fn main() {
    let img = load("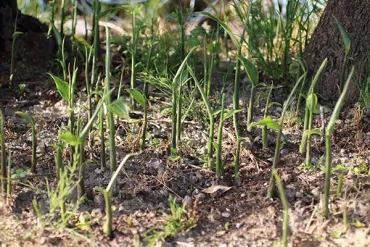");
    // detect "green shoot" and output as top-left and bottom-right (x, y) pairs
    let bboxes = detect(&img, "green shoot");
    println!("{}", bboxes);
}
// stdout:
(15, 111), (37, 174)
(272, 169), (289, 247)
(0, 108), (6, 193)
(267, 73), (306, 198)
(323, 67), (354, 218)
